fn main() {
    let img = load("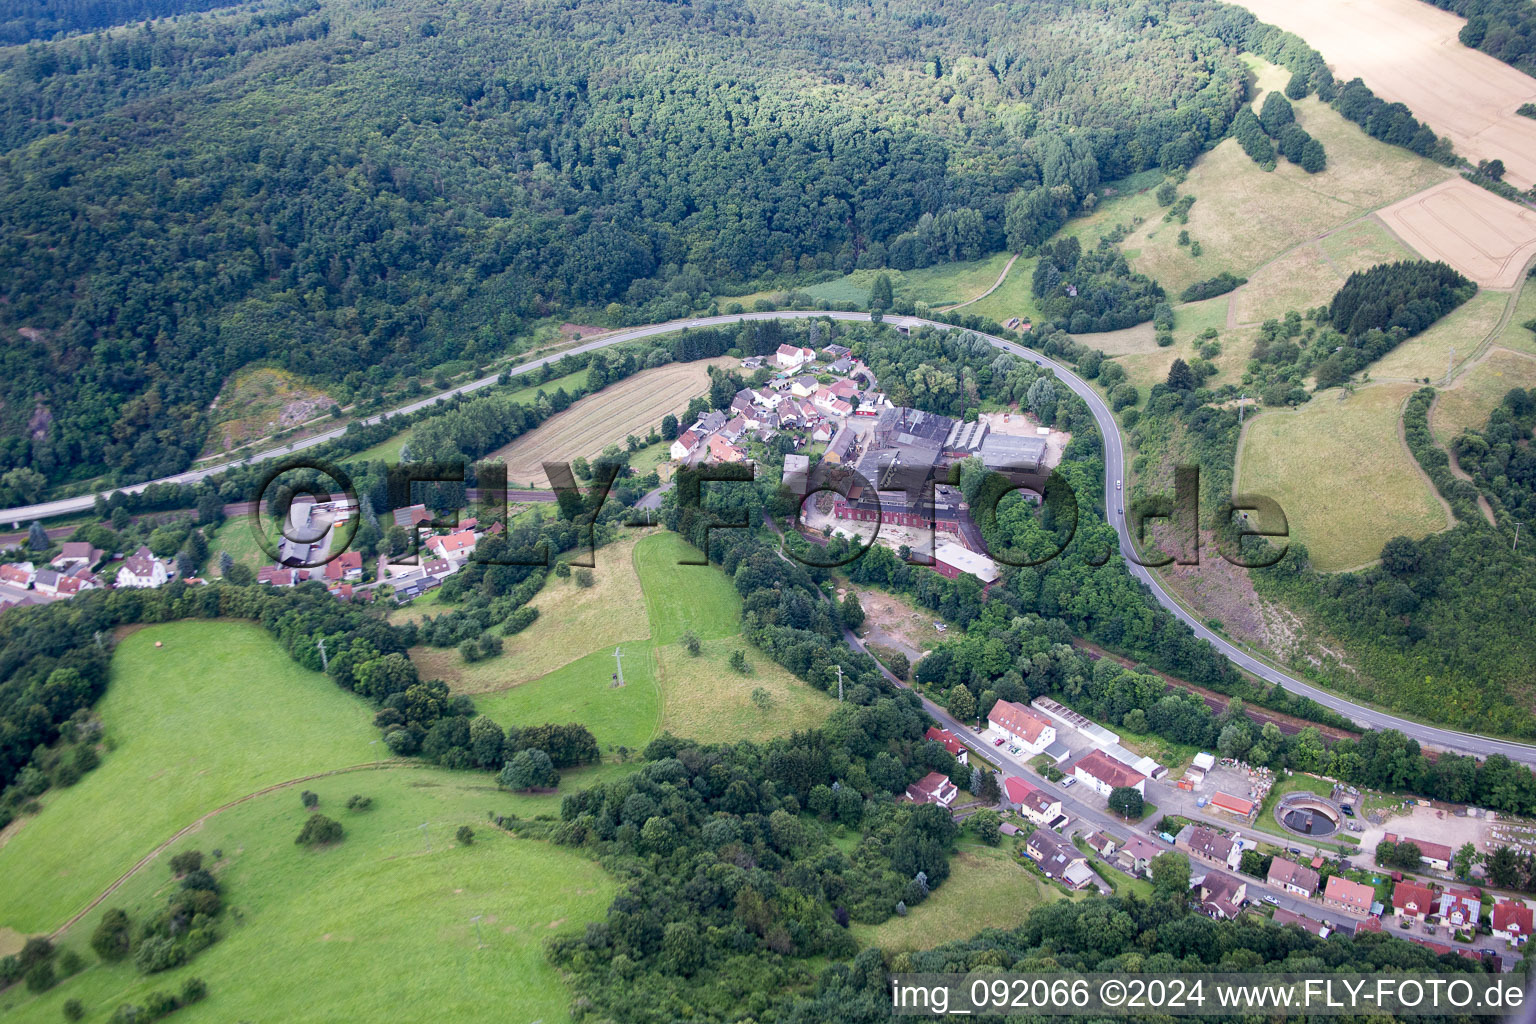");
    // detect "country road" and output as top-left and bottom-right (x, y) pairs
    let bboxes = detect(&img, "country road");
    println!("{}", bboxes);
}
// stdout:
(4, 309), (1533, 766)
